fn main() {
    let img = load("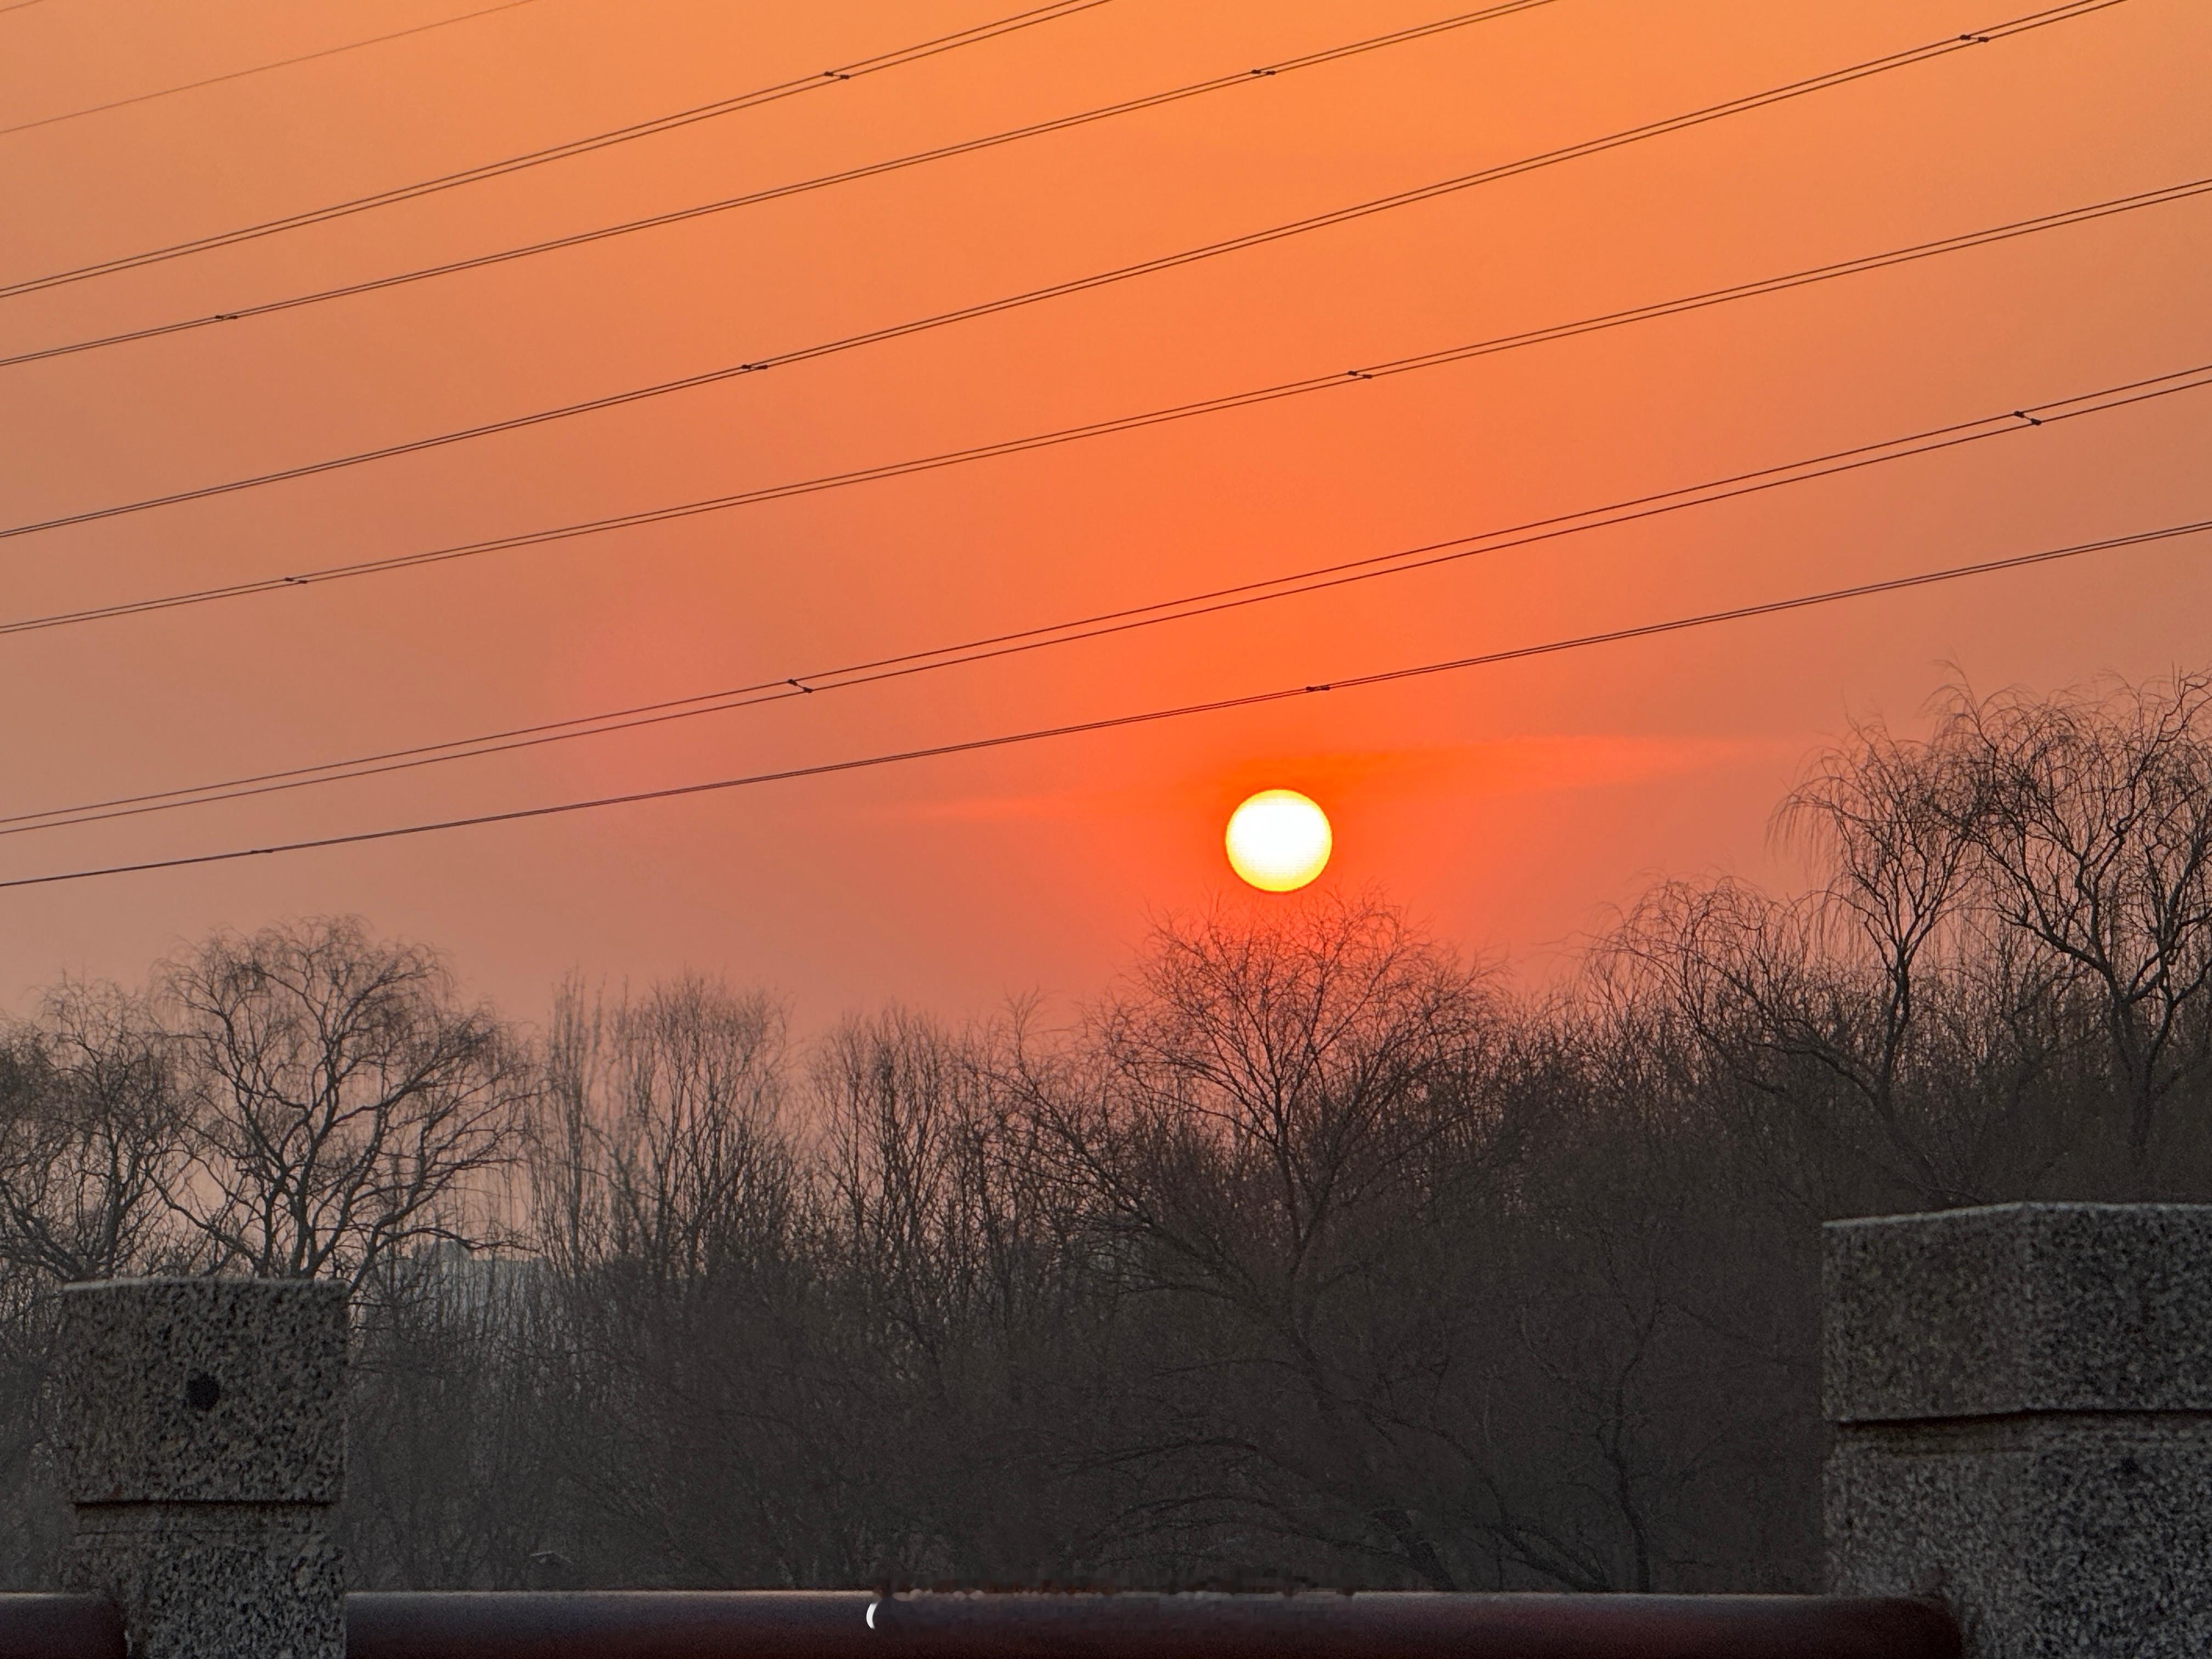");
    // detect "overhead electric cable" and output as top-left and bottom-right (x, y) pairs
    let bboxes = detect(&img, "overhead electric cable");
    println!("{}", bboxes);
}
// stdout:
(2, 516), (2203, 891)
(4, 171), (2200, 636)
(9, 358), (2210, 840)
(1, 1), (1556, 369)
(0, 0), (553, 141)
(0, 0), (2130, 541)
(0, 0), (1114, 300)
